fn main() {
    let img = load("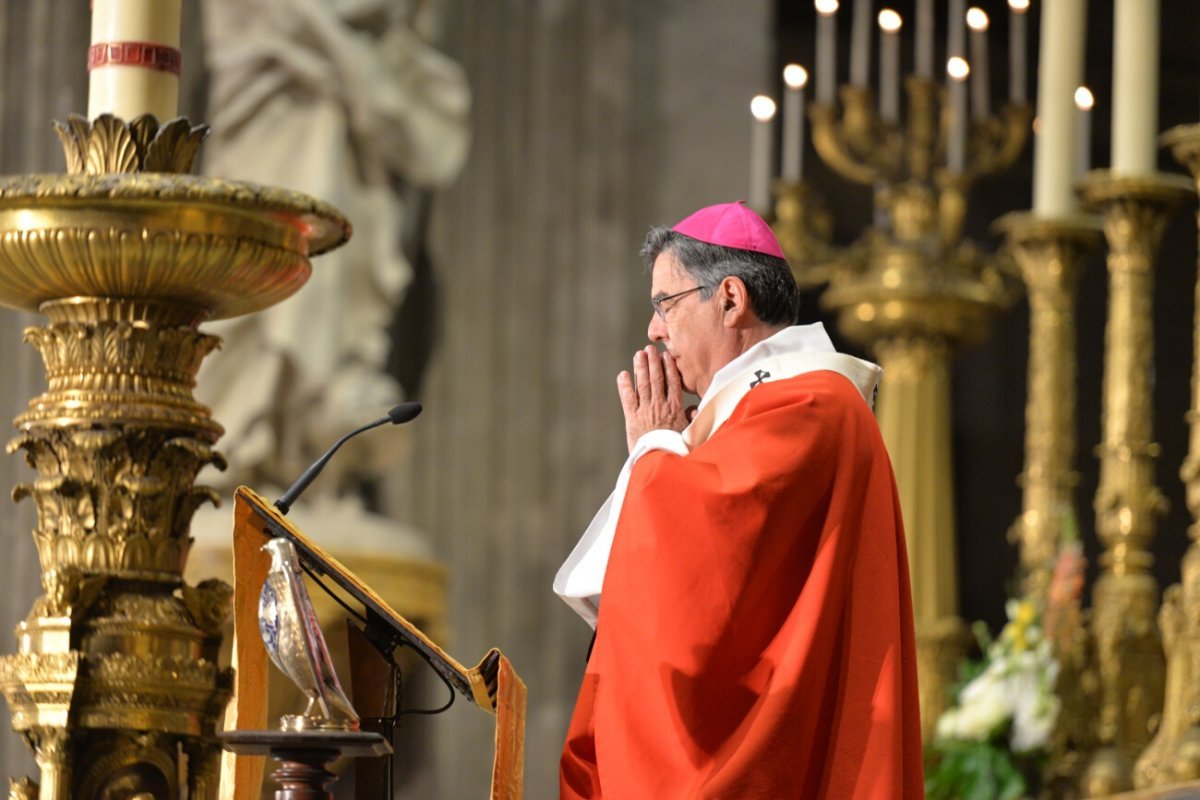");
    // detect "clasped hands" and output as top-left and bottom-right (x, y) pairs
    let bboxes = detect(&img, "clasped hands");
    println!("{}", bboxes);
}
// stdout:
(617, 345), (696, 453)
